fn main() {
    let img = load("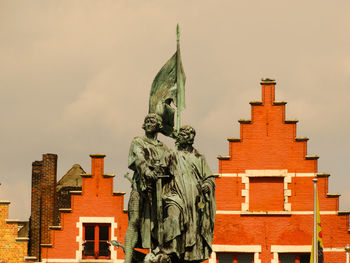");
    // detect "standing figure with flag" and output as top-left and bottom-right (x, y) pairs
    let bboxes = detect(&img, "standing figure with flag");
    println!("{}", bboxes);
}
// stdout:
(124, 25), (215, 263)
(124, 113), (170, 263)
(124, 25), (187, 263)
